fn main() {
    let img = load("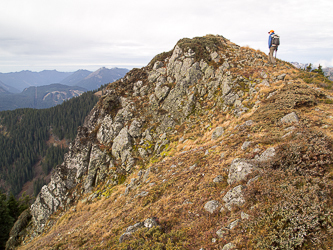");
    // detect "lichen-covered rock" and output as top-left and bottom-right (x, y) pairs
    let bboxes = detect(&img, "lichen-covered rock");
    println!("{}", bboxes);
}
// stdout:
(133, 80), (143, 96)
(128, 119), (142, 138)
(96, 115), (114, 144)
(213, 175), (224, 183)
(31, 185), (62, 232)
(221, 76), (232, 96)
(256, 147), (276, 162)
(222, 243), (236, 250)
(222, 185), (245, 211)
(84, 145), (111, 193)
(216, 228), (228, 239)
(227, 219), (240, 230)
(241, 212), (250, 220)
(119, 222), (144, 243)
(155, 82), (170, 101)
(112, 127), (133, 163)
(241, 141), (252, 150)
(144, 217), (158, 228)
(281, 112), (299, 124)
(212, 127), (224, 140)
(204, 200), (220, 213)
(228, 158), (255, 185)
